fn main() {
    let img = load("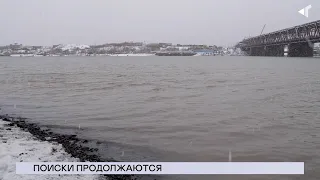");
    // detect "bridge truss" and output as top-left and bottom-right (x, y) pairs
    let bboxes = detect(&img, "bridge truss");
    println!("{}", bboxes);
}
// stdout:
(238, 20), (320, 48)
